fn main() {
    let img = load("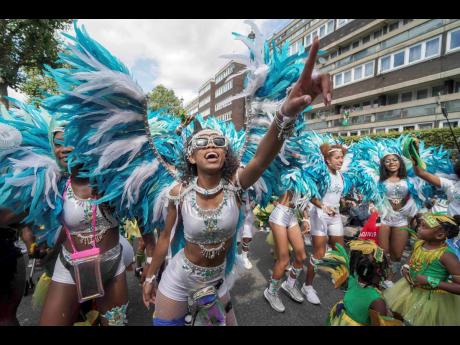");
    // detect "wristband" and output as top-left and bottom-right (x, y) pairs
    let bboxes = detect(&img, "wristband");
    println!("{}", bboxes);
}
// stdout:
(146, 256), (152, 264)
(144, 274), (157, 285)
(426, 276), (441, 288)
